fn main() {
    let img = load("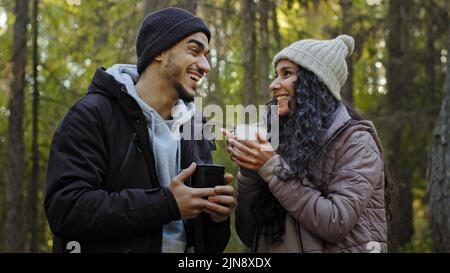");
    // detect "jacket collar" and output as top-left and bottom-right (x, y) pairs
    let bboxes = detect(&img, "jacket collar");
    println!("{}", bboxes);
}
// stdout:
(87, 67), (124, 99)
(86, 67), (206, 129)
(323, 103), (352, 143)
(322, 103), (385, 157)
